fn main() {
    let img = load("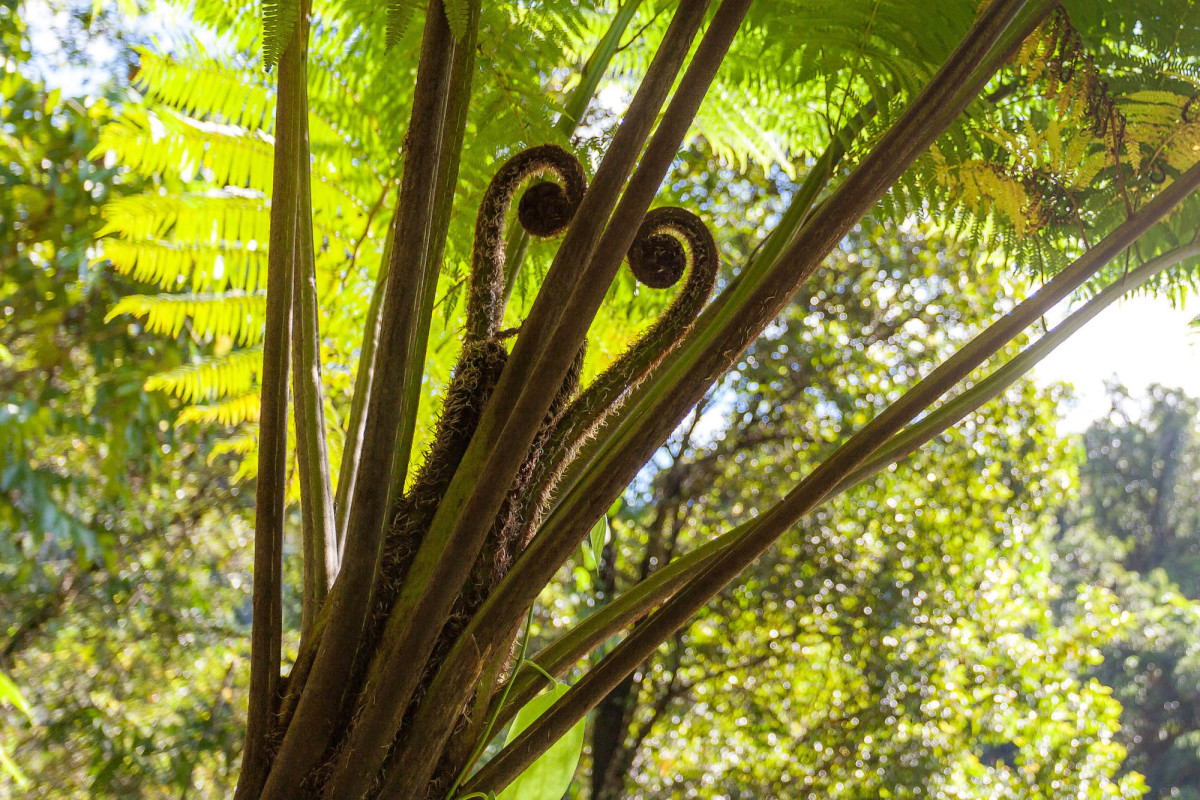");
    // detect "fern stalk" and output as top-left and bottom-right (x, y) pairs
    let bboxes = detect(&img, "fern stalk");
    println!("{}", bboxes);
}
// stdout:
(382, 5), (752, 794)
(385, 20), (481, 511)
(323, 6), (485, 794)
(256, 3), (484, 796)
(838, 241), (1200, 491)
(235, 1), (310, 796)
(291, 76), (337, 639)
(346, 10), (718, 790)
(333, 224), (392, 549)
